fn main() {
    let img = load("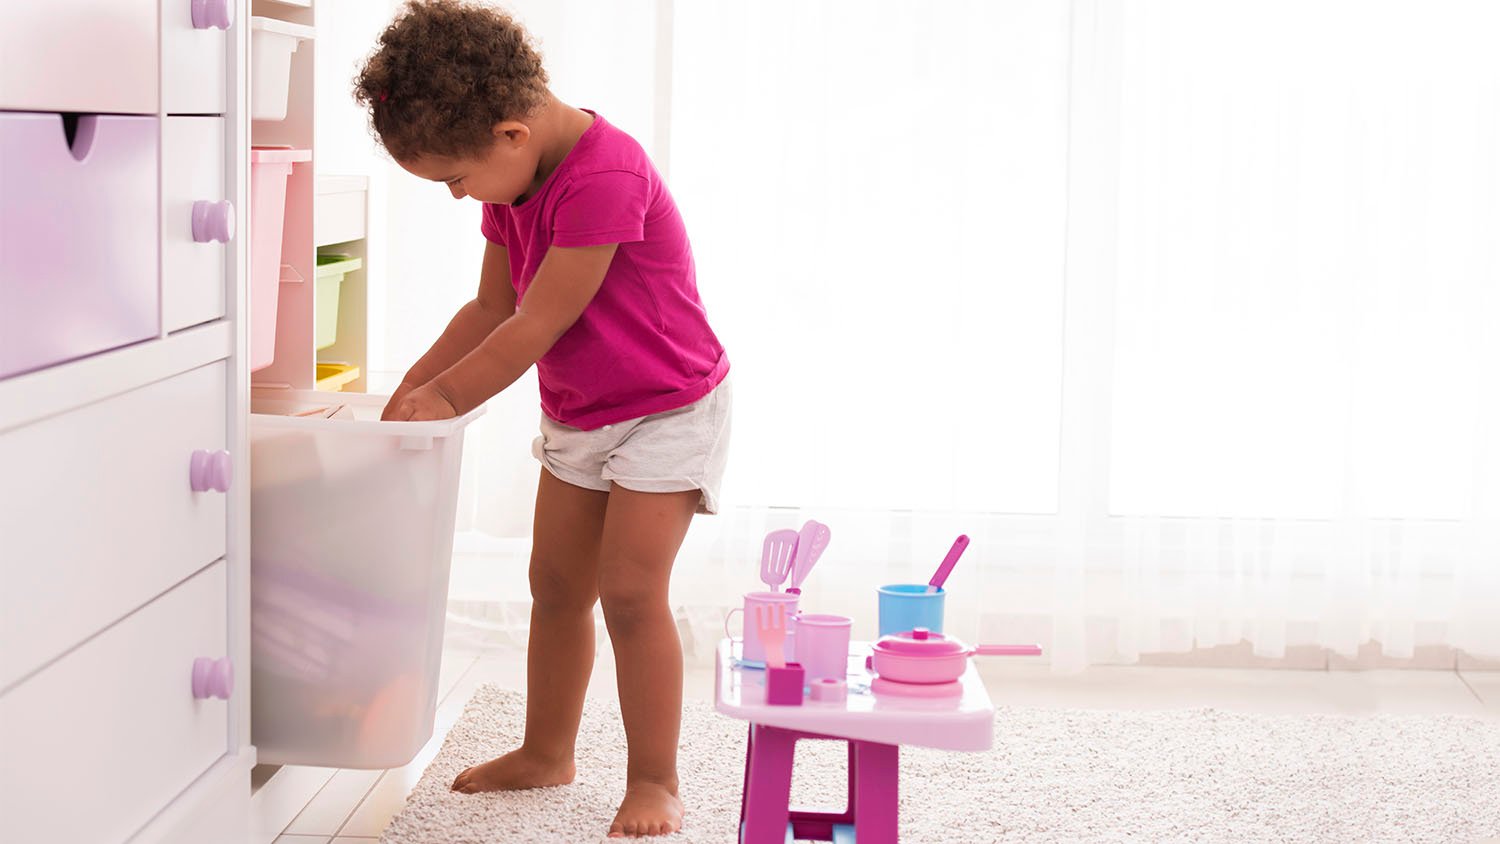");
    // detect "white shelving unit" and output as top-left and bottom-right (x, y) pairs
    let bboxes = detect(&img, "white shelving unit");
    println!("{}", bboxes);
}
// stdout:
(248, 0), (314, 391)
(248, 0), (373, 395)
